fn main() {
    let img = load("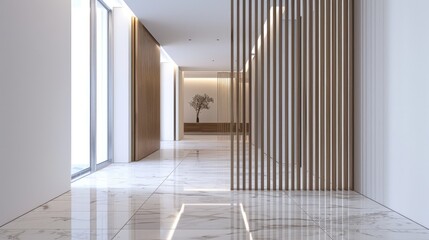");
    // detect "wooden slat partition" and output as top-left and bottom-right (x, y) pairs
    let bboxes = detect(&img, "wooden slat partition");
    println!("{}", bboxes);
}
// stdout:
(132, 17), (161, 161)
(231, 0), (354, 191)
